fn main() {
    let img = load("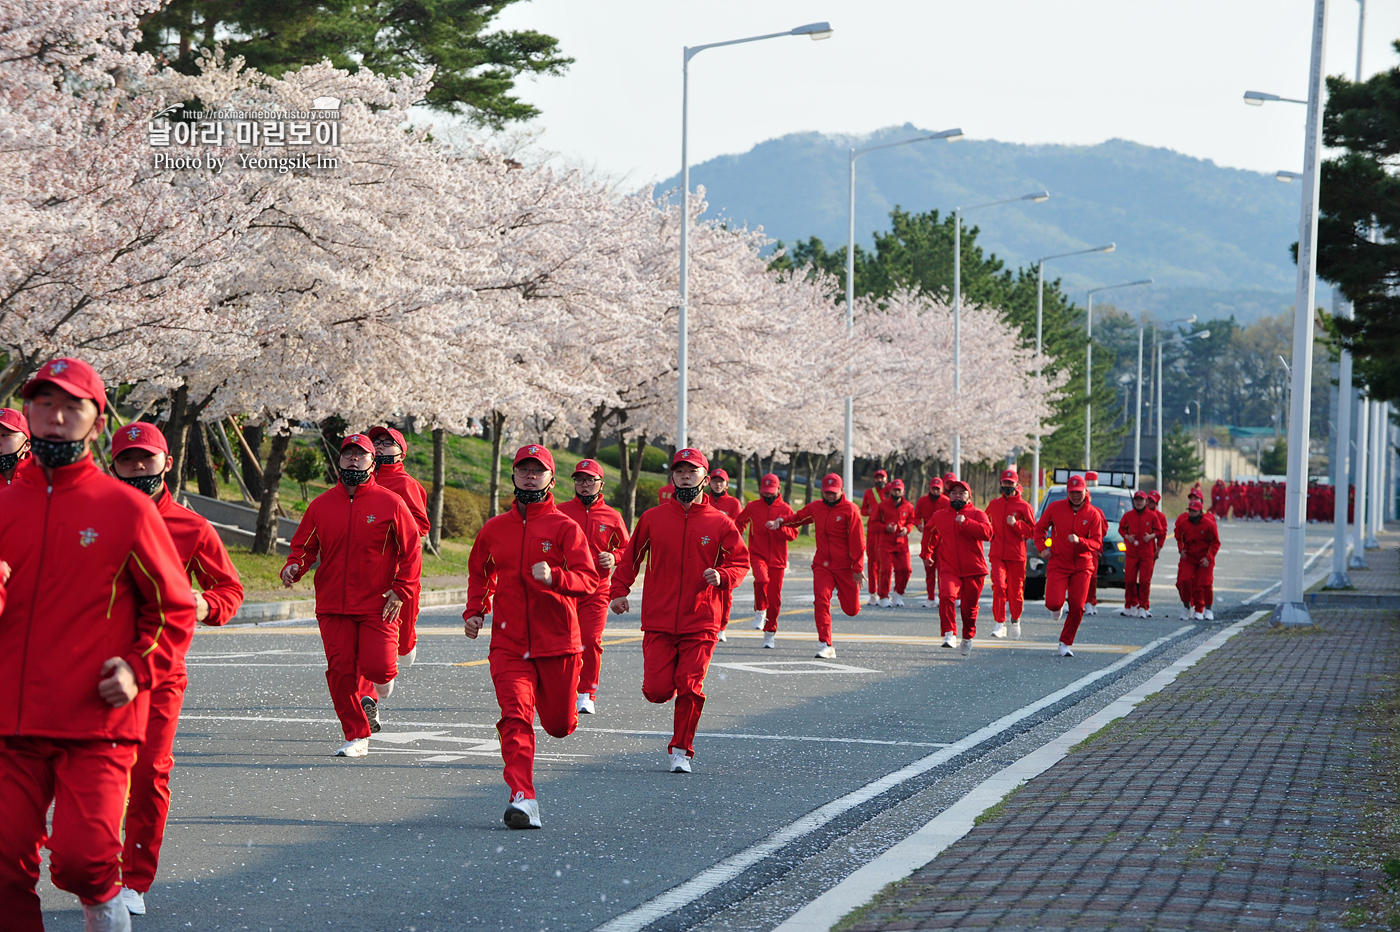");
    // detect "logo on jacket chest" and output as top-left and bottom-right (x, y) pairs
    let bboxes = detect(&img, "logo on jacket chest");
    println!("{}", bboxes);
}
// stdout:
(541, 540), (553, 553)
(366, 515), (376, 524)
(78, 527), (99, 547)
(700, 535), (712, 546)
